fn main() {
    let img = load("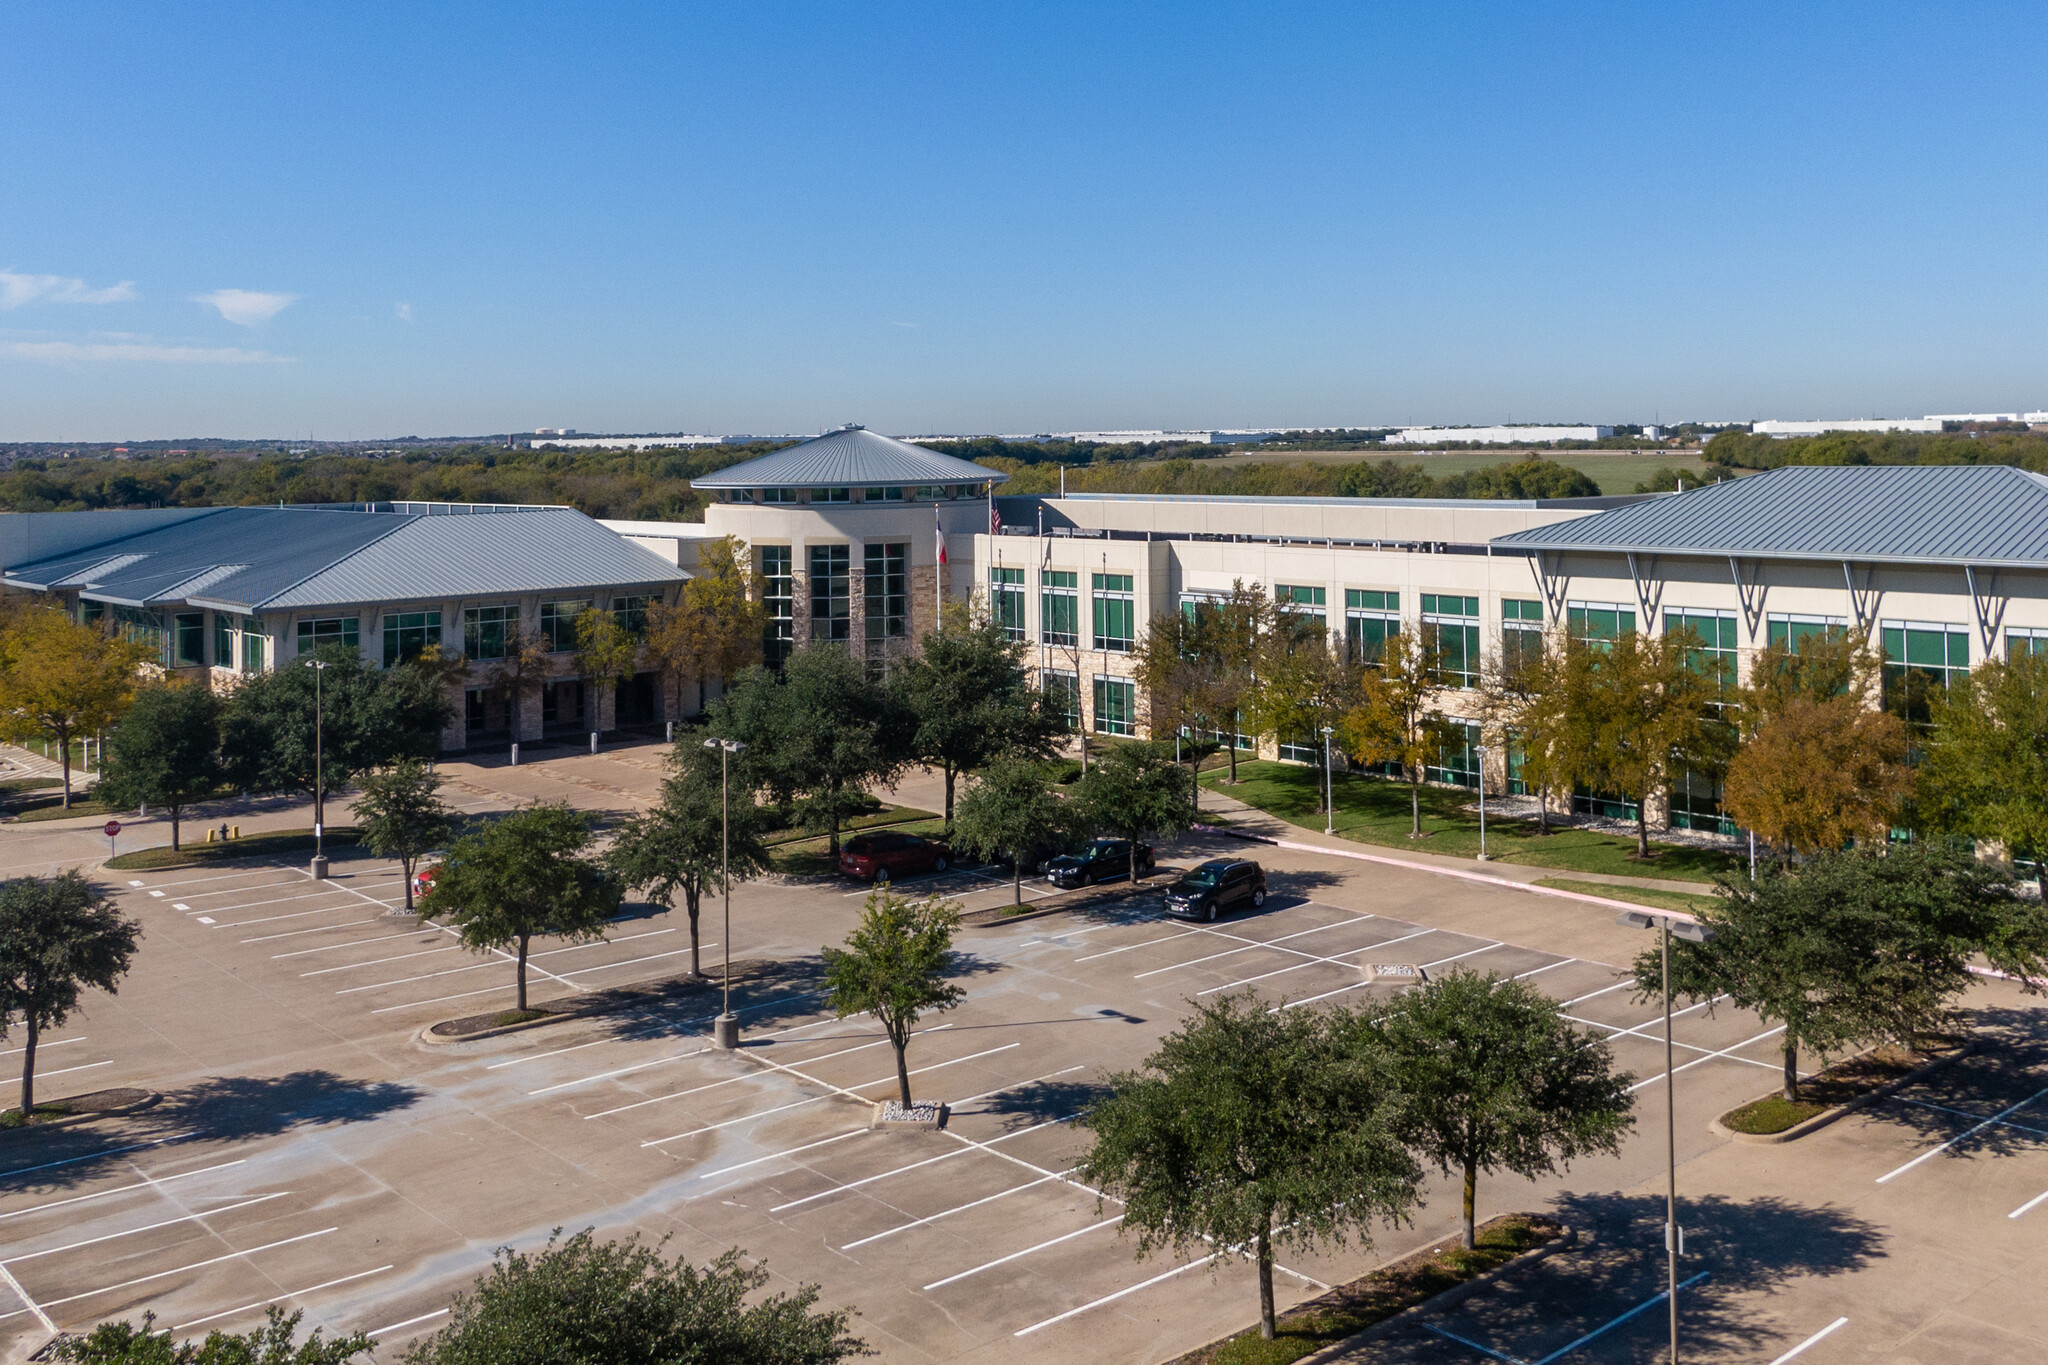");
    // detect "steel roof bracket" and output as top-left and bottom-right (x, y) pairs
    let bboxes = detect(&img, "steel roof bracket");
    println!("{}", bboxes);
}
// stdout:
(1965, 565), (2006, 655)
(1532, 551), (1570, 619)
(1728, 556), (1767, 640)
(1841, 561), (1882, 641)
(1627, 552), (1662, 628)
